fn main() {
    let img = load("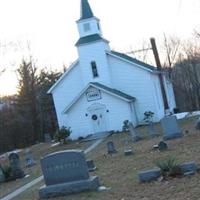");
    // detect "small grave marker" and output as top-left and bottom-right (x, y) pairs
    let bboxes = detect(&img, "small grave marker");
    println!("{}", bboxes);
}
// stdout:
(123, 138), (133, 156)
(158, 141), (168, 151)
(147, 121), (157, 138)
(9, 153), (25, 179)
(107, 141), (117, 154)
(86, 160), (96, 172)
(138, 168), (161, 182)
(128, 122), (142, 142)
